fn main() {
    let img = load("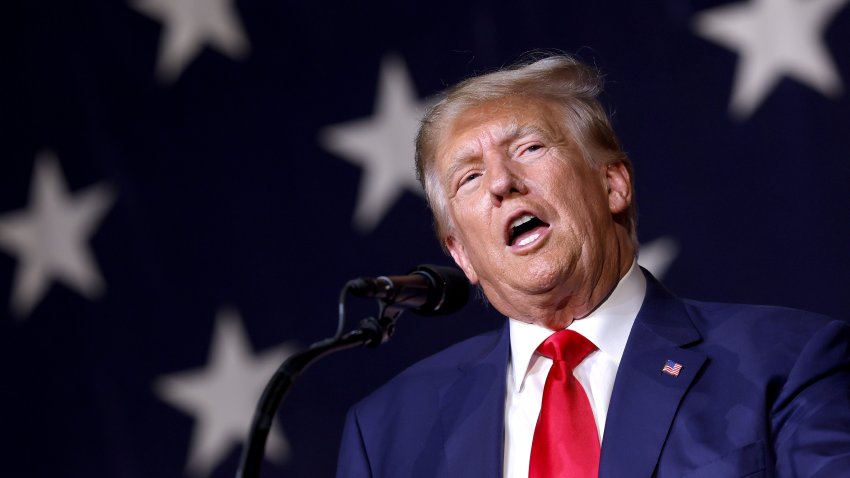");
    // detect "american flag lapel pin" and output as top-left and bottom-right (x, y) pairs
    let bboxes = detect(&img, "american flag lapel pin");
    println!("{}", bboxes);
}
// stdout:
(662, 359), (683, 377)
